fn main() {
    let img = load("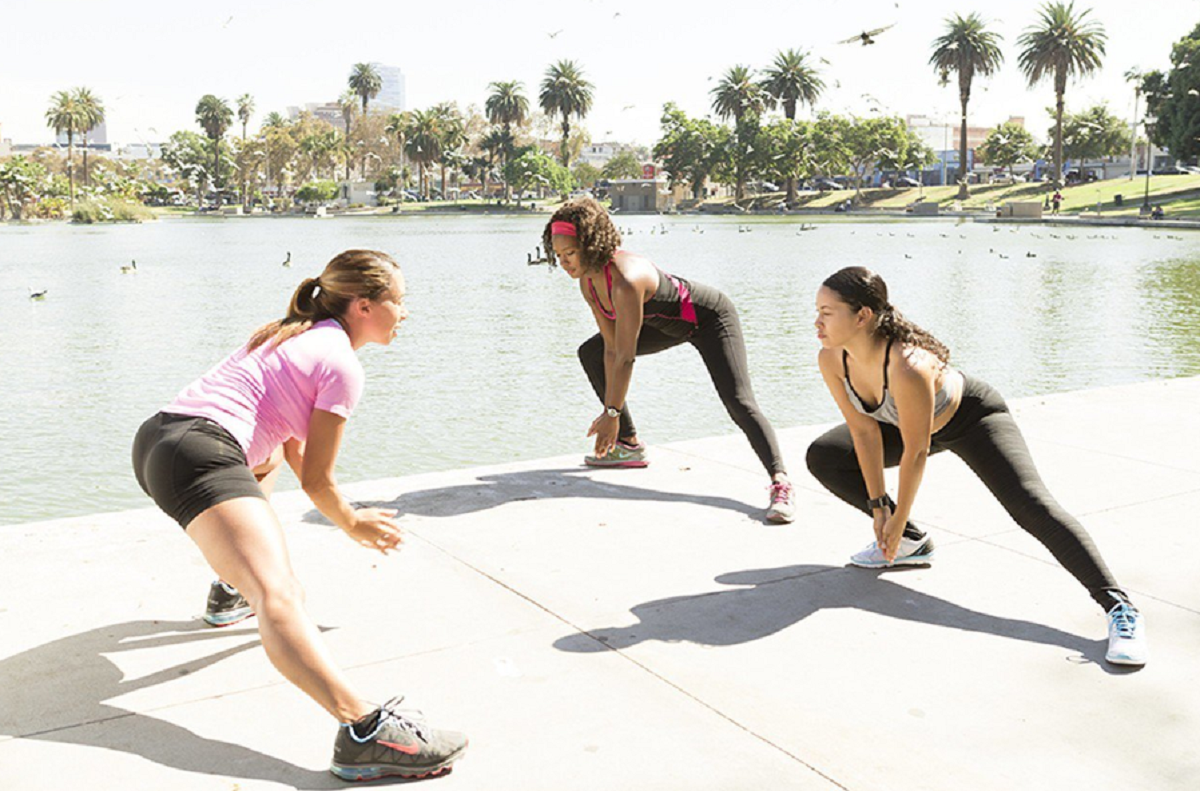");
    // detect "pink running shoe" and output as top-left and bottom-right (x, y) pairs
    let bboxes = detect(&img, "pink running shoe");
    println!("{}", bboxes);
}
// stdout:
(765, 480), (796, 523)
